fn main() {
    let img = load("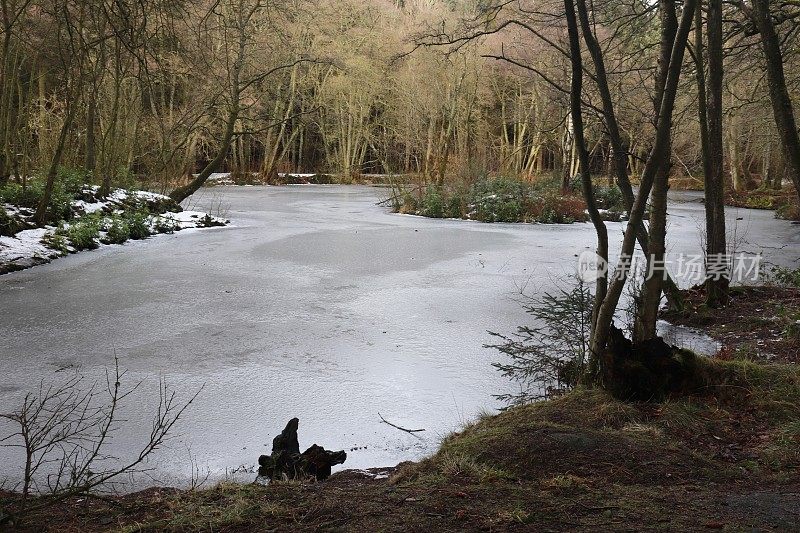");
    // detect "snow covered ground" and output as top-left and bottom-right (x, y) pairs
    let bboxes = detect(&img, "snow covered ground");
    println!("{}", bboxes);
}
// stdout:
(0, 186), (228, 274)
(0, 228), (59, 271)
